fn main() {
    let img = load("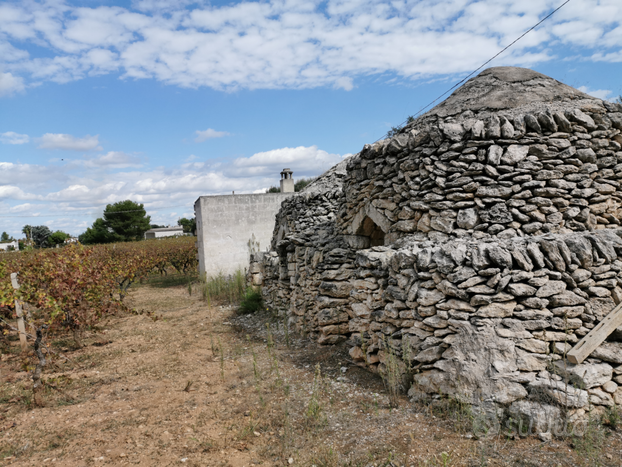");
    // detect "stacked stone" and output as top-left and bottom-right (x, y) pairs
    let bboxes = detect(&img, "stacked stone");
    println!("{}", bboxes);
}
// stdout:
(339, 88), (622, 242)
(346, 230), (622, 412)
(253, 161), (359, 341)
(253, 67), (622, 422)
